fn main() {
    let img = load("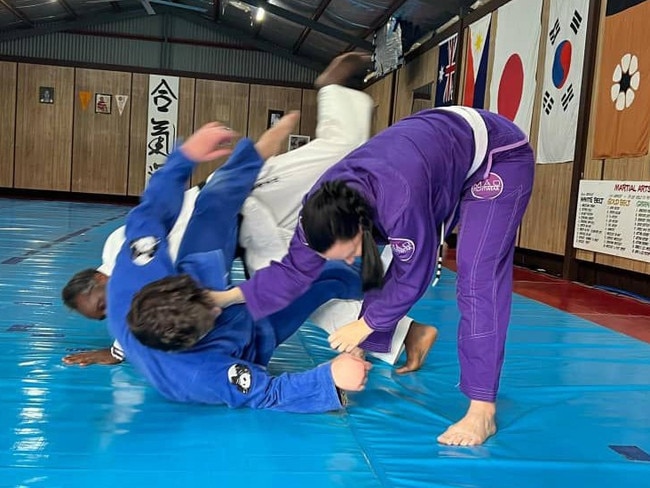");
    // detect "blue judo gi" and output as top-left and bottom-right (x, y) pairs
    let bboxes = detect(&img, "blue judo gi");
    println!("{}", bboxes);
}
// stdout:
(107, 139), (362, 413)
